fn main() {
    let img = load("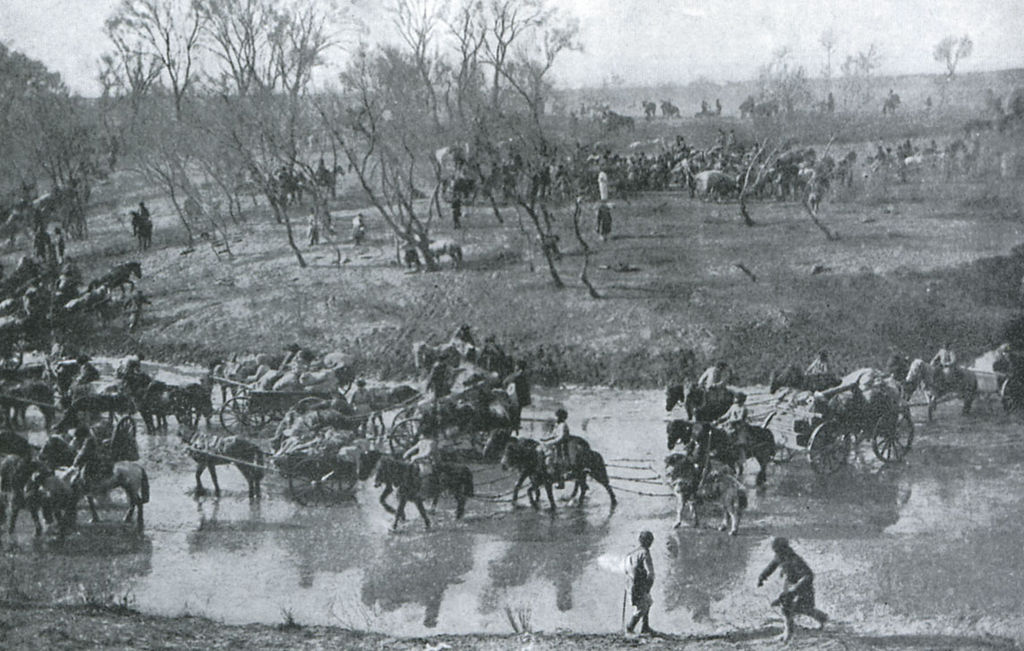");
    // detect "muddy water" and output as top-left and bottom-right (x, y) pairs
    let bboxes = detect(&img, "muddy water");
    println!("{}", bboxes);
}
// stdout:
(8, 385), (1024, 641)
